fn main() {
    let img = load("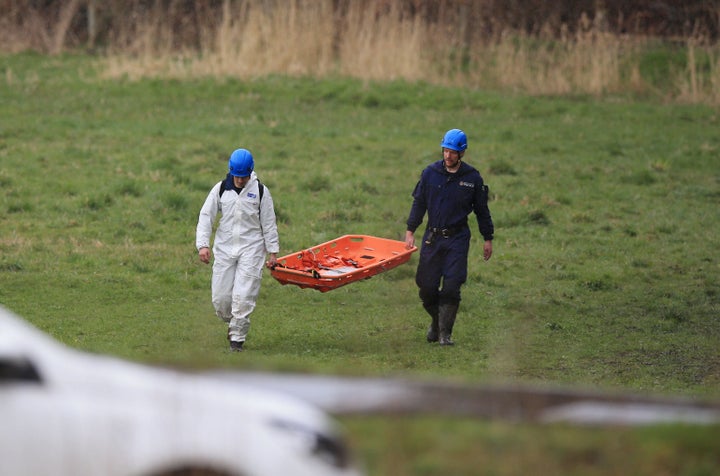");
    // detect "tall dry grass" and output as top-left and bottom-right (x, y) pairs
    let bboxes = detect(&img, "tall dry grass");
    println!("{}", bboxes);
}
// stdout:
(336, 2), (428, 82)
(100, 1), (431, 82)
(101, 1), (337, 78)
(462, 19), (627, 95)
(677, 38), (720, 104)
(2, 0), (719, 104)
